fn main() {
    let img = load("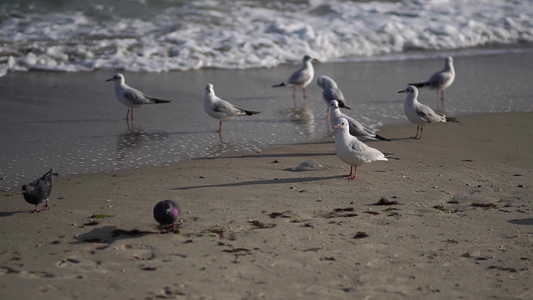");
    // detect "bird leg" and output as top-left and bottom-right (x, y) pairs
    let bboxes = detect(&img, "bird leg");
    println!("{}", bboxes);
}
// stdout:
(127, 118), (133, 131)
(415, 126), (423, 140)
(160, 224), (170, 234)
(436, 90), (445, 109)
(348, 166), (358, 180)
(160, 223), (178, 234)
(411, 126), (423, 140)
(218, 120), (223, 133)
(343, 166), (353, 178)
(292, 87), (297, 100)
(125, 109), (130, 121)
(32, 205), (41, 213)
(42, 199), (50, 210)
(302, 87), (308, 99)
